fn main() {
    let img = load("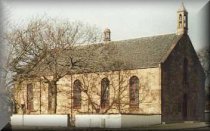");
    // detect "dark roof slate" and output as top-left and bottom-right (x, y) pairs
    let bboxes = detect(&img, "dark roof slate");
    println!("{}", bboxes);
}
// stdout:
(82, 33), (182, 72)
(22, 33), (182, 76)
